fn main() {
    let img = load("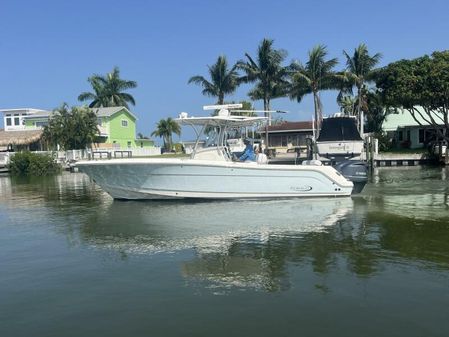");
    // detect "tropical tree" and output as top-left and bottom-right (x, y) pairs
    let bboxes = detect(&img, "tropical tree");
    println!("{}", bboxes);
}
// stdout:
(78, 66), (137, 109)
(151, 118), (181, 151)
(364, 90), (389, 134)
(237, 38), (289, 115)
(137, 132), (149, 139)
(342, 43), (382, 117)
(188, 55), (240, 105)
(375, 51), (449, 155)
(43, 103), (99, 150)
(337, 95), (357, 115)
(289, 45), (341, 133)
